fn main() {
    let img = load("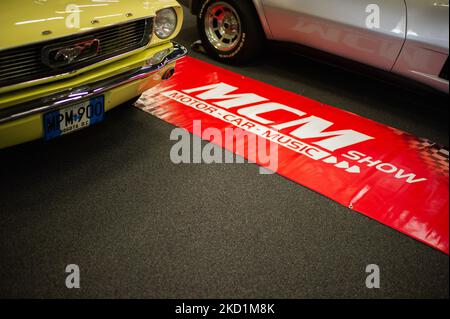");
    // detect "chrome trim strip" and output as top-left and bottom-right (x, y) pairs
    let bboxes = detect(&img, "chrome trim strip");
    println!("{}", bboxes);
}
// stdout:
(252, 0), (273, 39)
(0, 43), (187, 125)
